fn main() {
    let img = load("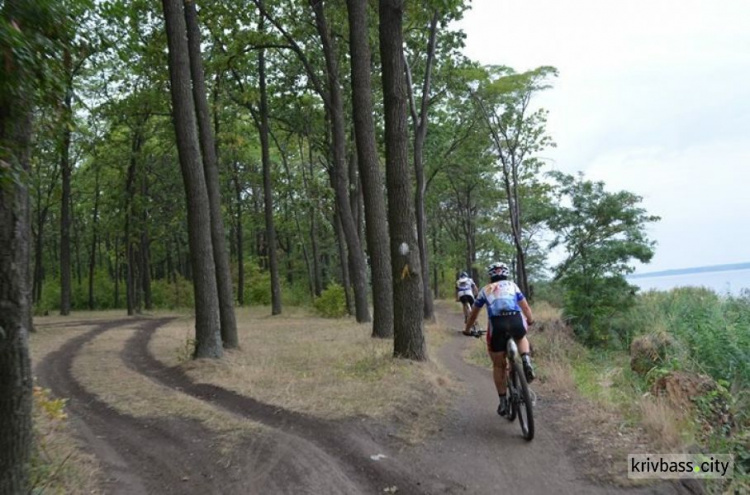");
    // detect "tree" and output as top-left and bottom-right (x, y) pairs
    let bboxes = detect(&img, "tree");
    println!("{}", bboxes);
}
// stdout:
(471, 65), (557, 296)
(308, 0), (371, 323)
(548, 171), (660, 345)
(254, 0), (282, 315)
(1, 0), (59, 488)
(161, 0), (222, 358)
(379, 0), (426, 360)
(404, 10), (438, 322)
(346, 0), (393, 338)
(184, 0), (239, 345)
